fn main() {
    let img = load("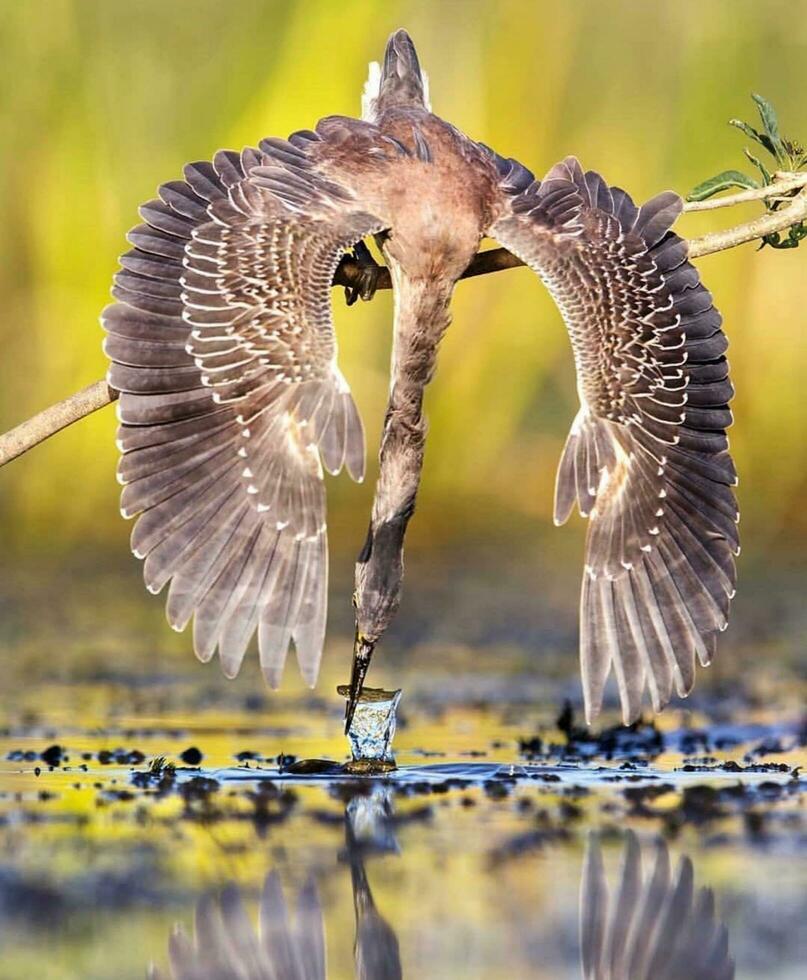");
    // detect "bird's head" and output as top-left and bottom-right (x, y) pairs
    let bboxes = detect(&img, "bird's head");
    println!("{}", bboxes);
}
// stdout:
(345, 516), (407, 732)
(362, 29), (431, 121)
(344, 633), (375, 735)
